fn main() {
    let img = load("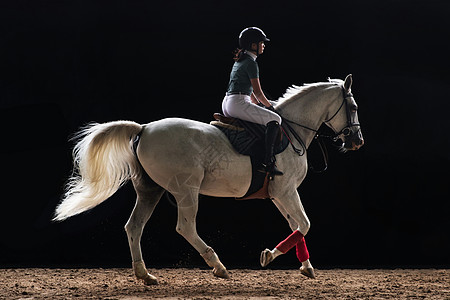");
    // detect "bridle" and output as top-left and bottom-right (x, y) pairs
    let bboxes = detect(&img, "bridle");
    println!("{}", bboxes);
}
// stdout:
(279, 86), (361, 172)
(324, 88), (361, 142)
